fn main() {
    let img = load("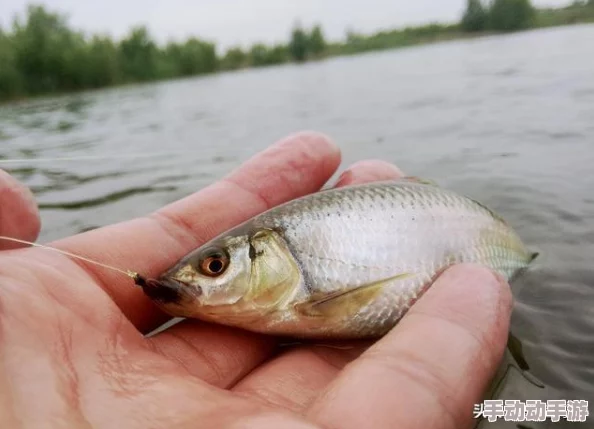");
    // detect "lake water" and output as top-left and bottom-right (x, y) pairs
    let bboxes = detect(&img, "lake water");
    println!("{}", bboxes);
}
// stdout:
(1, 24), (593, 427)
